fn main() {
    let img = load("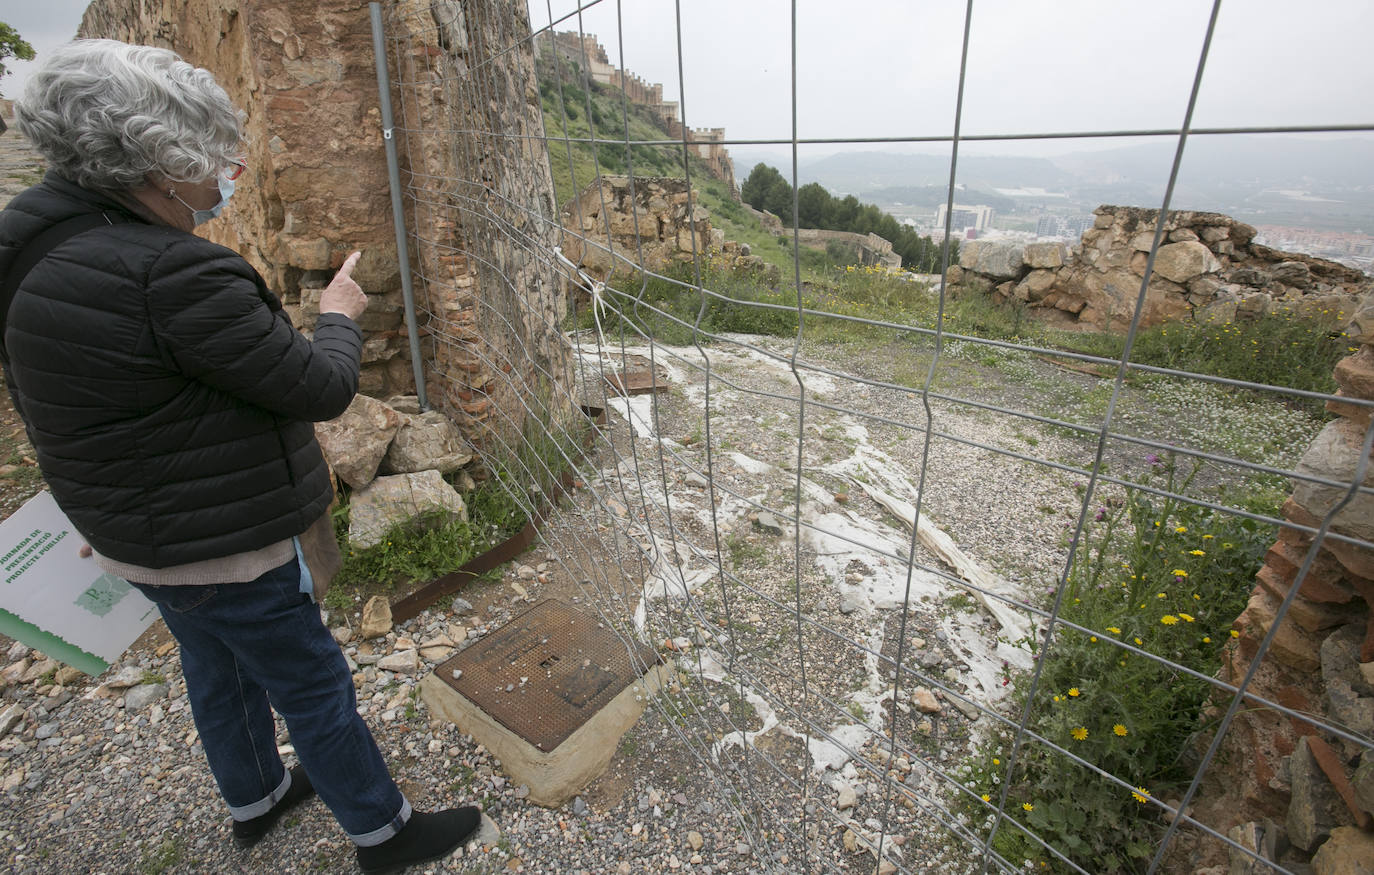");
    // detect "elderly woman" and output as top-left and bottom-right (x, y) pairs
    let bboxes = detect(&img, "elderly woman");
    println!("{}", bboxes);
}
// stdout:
(0, 40), (480, 873)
